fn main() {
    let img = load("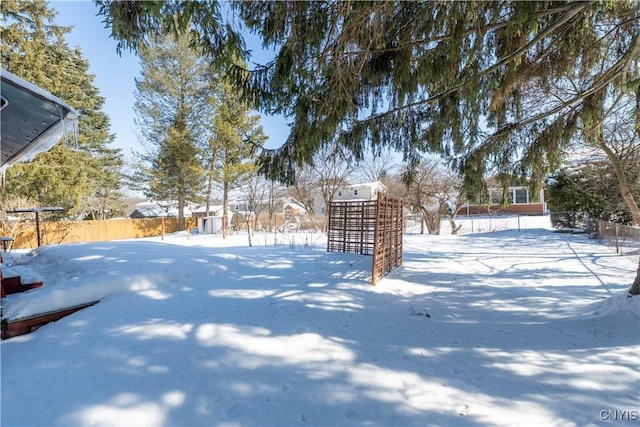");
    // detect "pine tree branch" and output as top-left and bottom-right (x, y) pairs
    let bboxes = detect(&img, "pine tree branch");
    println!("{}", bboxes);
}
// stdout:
(338, 3), (590, 58)
(346, 1), (597, 129)
(490, 39), (637, 140)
